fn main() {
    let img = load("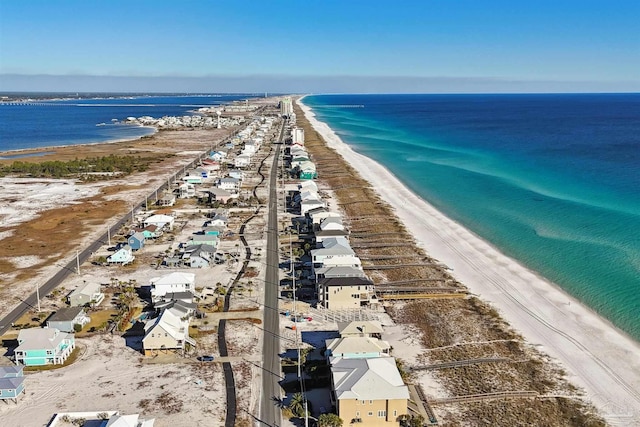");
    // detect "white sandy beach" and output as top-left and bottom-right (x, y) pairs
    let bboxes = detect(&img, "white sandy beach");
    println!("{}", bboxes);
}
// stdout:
(298, 98), (640, 425)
